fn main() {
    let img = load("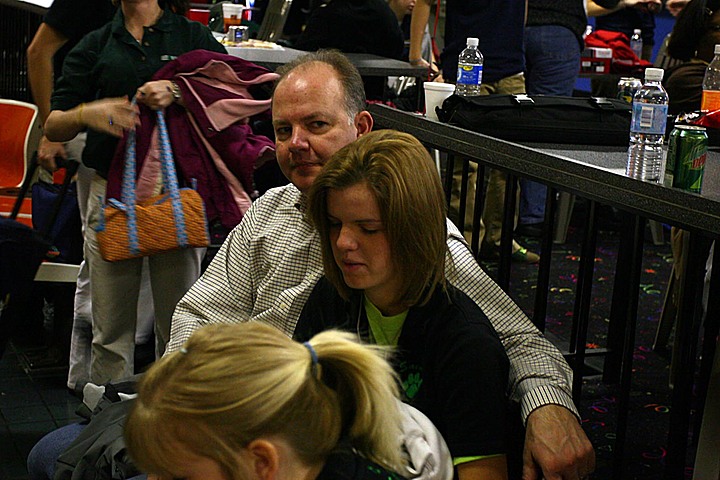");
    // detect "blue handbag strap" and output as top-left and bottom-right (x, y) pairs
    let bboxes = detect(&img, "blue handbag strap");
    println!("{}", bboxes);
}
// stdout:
(119, 100), (189, 255)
